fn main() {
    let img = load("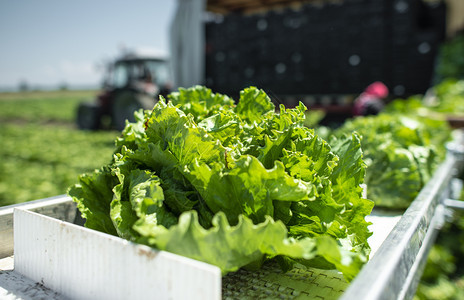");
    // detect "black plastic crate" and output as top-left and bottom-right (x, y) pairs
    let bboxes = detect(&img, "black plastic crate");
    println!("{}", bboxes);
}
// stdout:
(204, 0), (446, 98)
